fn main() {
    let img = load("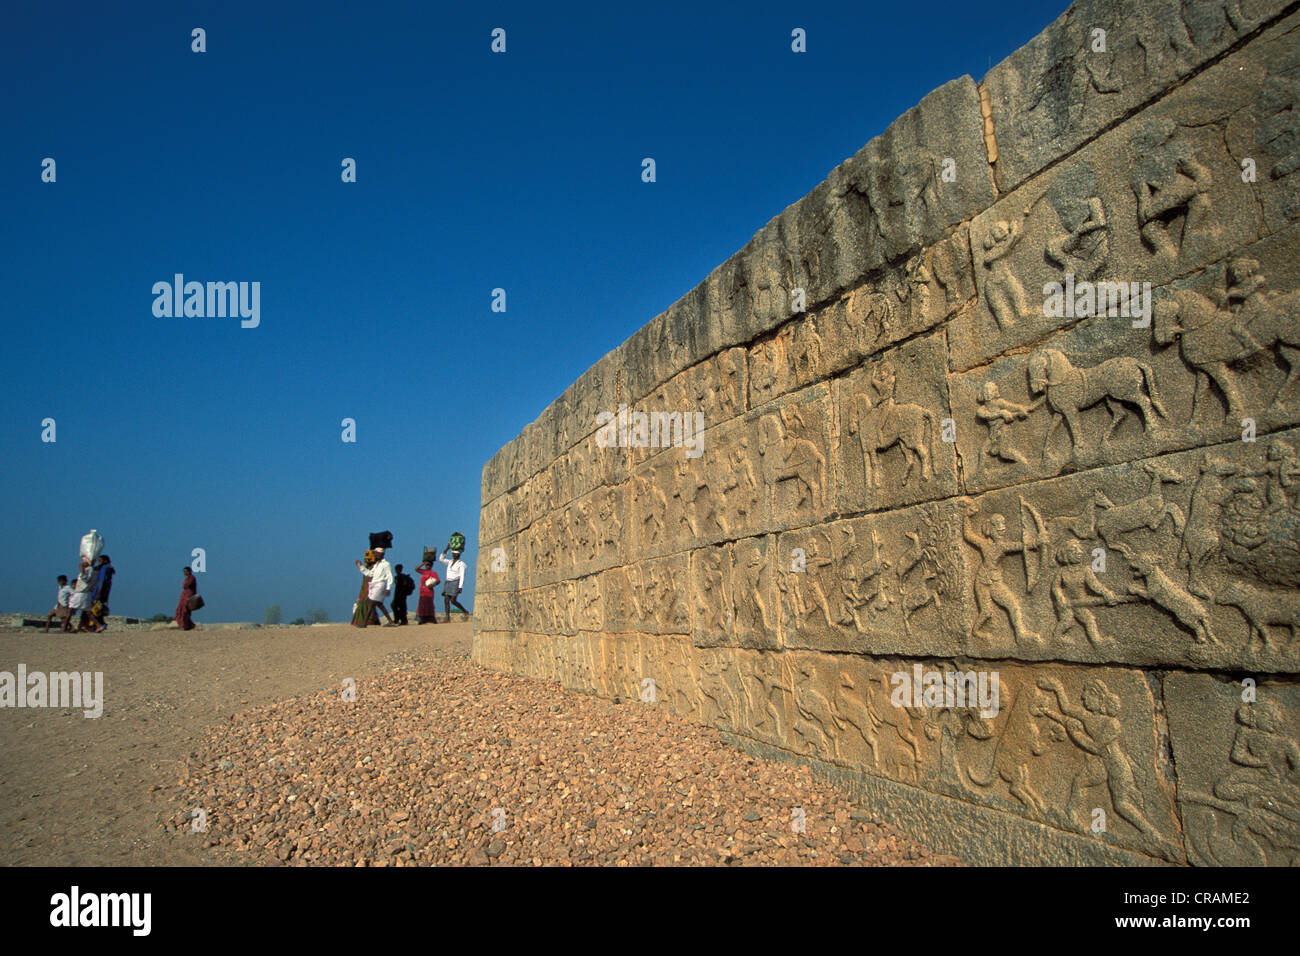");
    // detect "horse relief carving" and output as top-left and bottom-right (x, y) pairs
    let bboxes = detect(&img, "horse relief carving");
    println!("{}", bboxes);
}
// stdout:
(1154, 259), (1300, 423)
(846, 361), (937, 490)
(1026, 348), (1166, 464)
